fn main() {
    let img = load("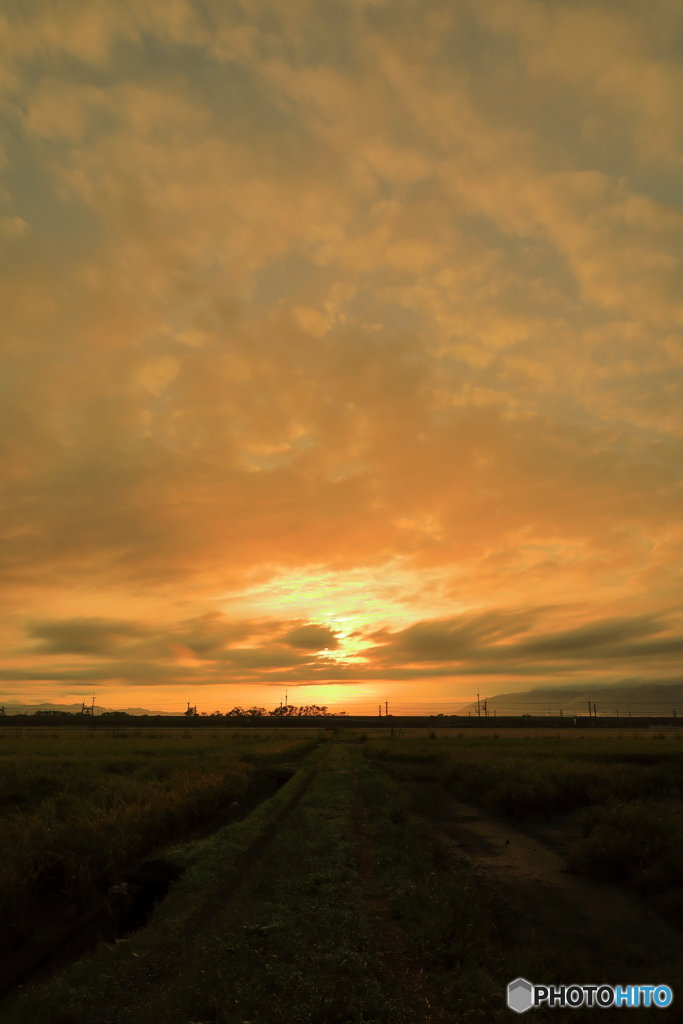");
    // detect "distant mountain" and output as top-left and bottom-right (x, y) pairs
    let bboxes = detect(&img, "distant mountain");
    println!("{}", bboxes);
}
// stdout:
(459, 682), (683, 717)
(0, 702), (176, 717)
